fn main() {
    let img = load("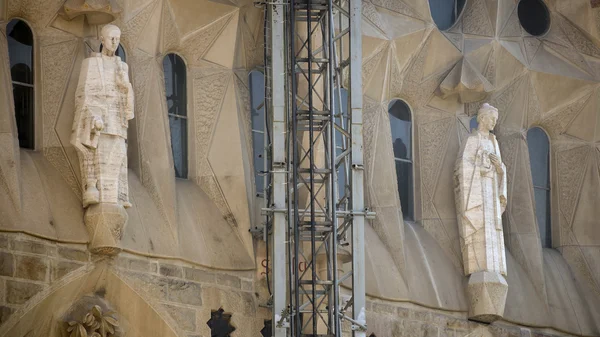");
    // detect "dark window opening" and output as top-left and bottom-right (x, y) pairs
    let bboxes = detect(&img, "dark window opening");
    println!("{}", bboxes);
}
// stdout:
(469, 115), (478, 132)
(7, 19), (34, 149)
(260, 319), (272, 337)
(428, 0), (467, 31)
(335, 88), (349, 204)
(207, 308), (236, 337)
(527, 127), (551, 248)
(389, 99), (414, 221)
(163, 54), (188, 178)
(99, 43), (126, 61)
(518, 0), (551, 36)
(249, 70), (266, 196)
